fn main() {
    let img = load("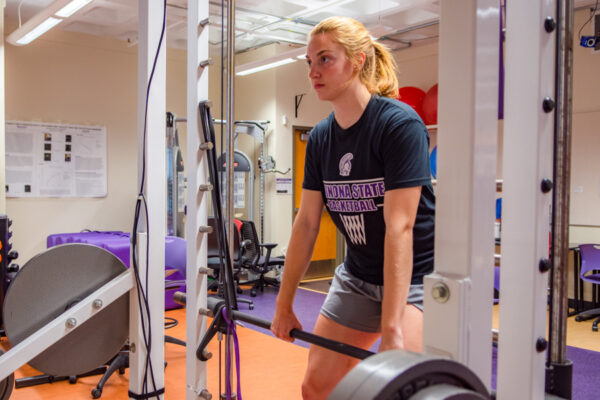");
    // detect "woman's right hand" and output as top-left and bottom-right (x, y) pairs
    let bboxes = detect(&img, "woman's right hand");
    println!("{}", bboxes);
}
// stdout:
(271, 305), (303, 342)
